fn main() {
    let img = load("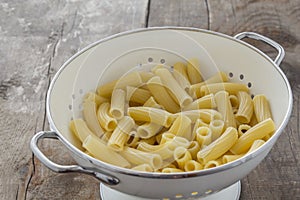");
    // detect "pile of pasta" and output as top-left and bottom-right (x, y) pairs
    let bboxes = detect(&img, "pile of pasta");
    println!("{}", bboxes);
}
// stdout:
(70, 59), (275, 173)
